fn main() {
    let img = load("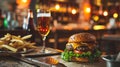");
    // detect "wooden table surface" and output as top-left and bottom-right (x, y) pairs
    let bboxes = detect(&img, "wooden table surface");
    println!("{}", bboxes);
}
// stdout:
(0, 56), (106, 67)
(46, 55), (106, 67)
(0, 47), (107, 67)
